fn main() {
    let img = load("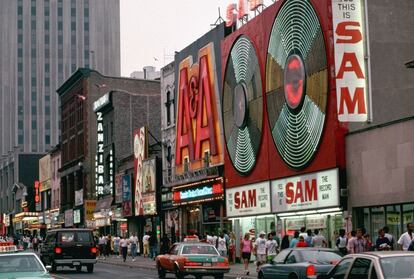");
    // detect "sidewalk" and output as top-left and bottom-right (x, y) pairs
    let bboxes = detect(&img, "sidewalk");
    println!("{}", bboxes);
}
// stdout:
(97, 255), (258, 279)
